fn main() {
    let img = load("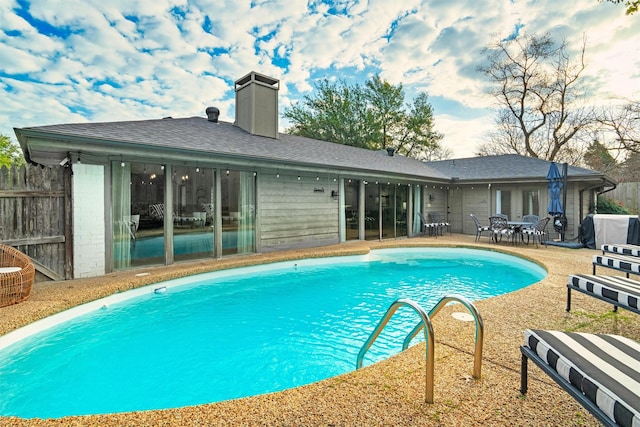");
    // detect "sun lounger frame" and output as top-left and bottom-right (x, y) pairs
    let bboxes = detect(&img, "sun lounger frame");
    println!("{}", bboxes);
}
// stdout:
(566, 274), (640, 315)
(593, 254), (640, 278)
(521, 345), (618, 427)
(601, 243), (640, 258)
